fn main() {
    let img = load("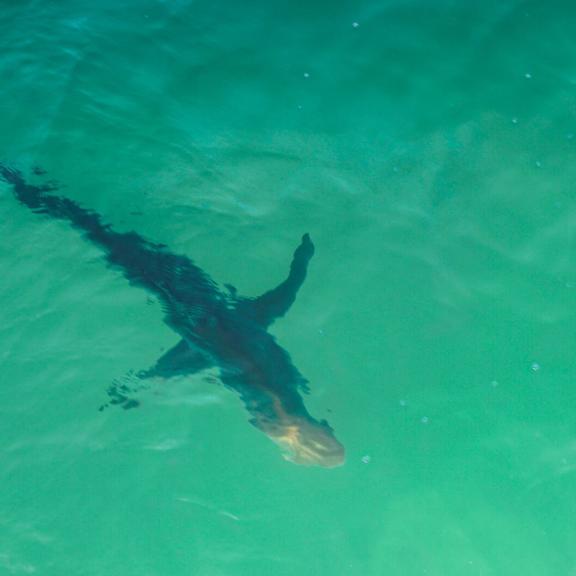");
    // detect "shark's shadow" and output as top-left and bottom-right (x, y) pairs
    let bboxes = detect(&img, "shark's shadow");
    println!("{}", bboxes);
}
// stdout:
(0, 165), (344, 467)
